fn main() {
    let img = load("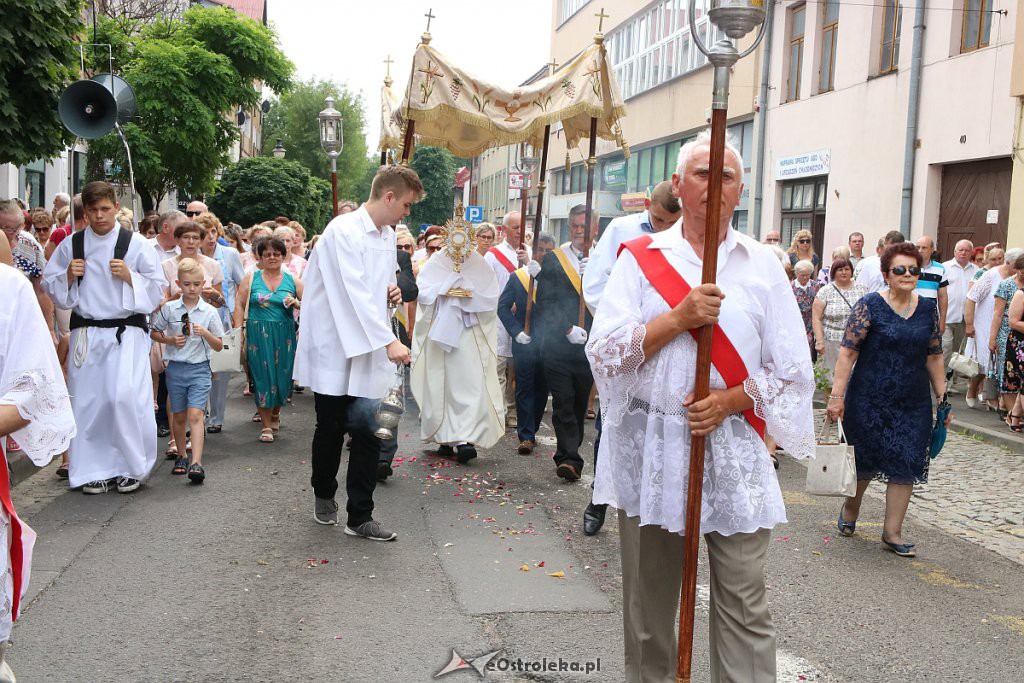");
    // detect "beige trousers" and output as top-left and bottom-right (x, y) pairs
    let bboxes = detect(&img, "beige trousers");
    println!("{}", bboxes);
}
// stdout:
(496, 355), (515, 412)
(618, 511), (776, 683)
